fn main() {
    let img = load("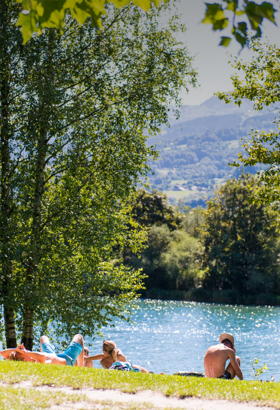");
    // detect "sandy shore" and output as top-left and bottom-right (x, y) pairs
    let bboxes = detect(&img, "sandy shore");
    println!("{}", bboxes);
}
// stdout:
(2, 381), (277, 410)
